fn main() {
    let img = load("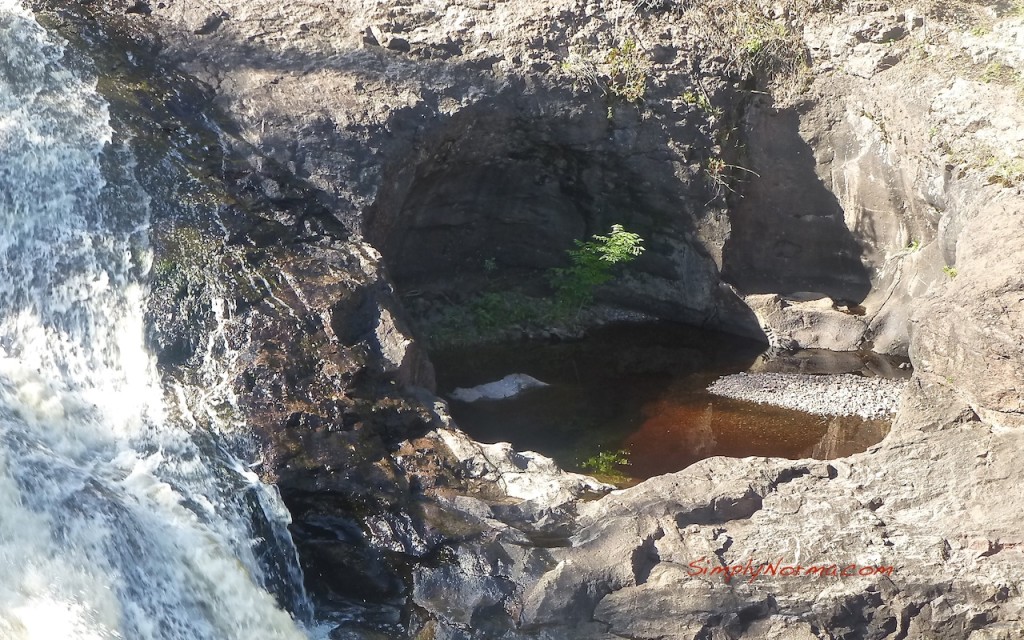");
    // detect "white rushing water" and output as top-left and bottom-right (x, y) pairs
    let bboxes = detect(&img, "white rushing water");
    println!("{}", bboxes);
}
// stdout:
(0, 2), (313, 638)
